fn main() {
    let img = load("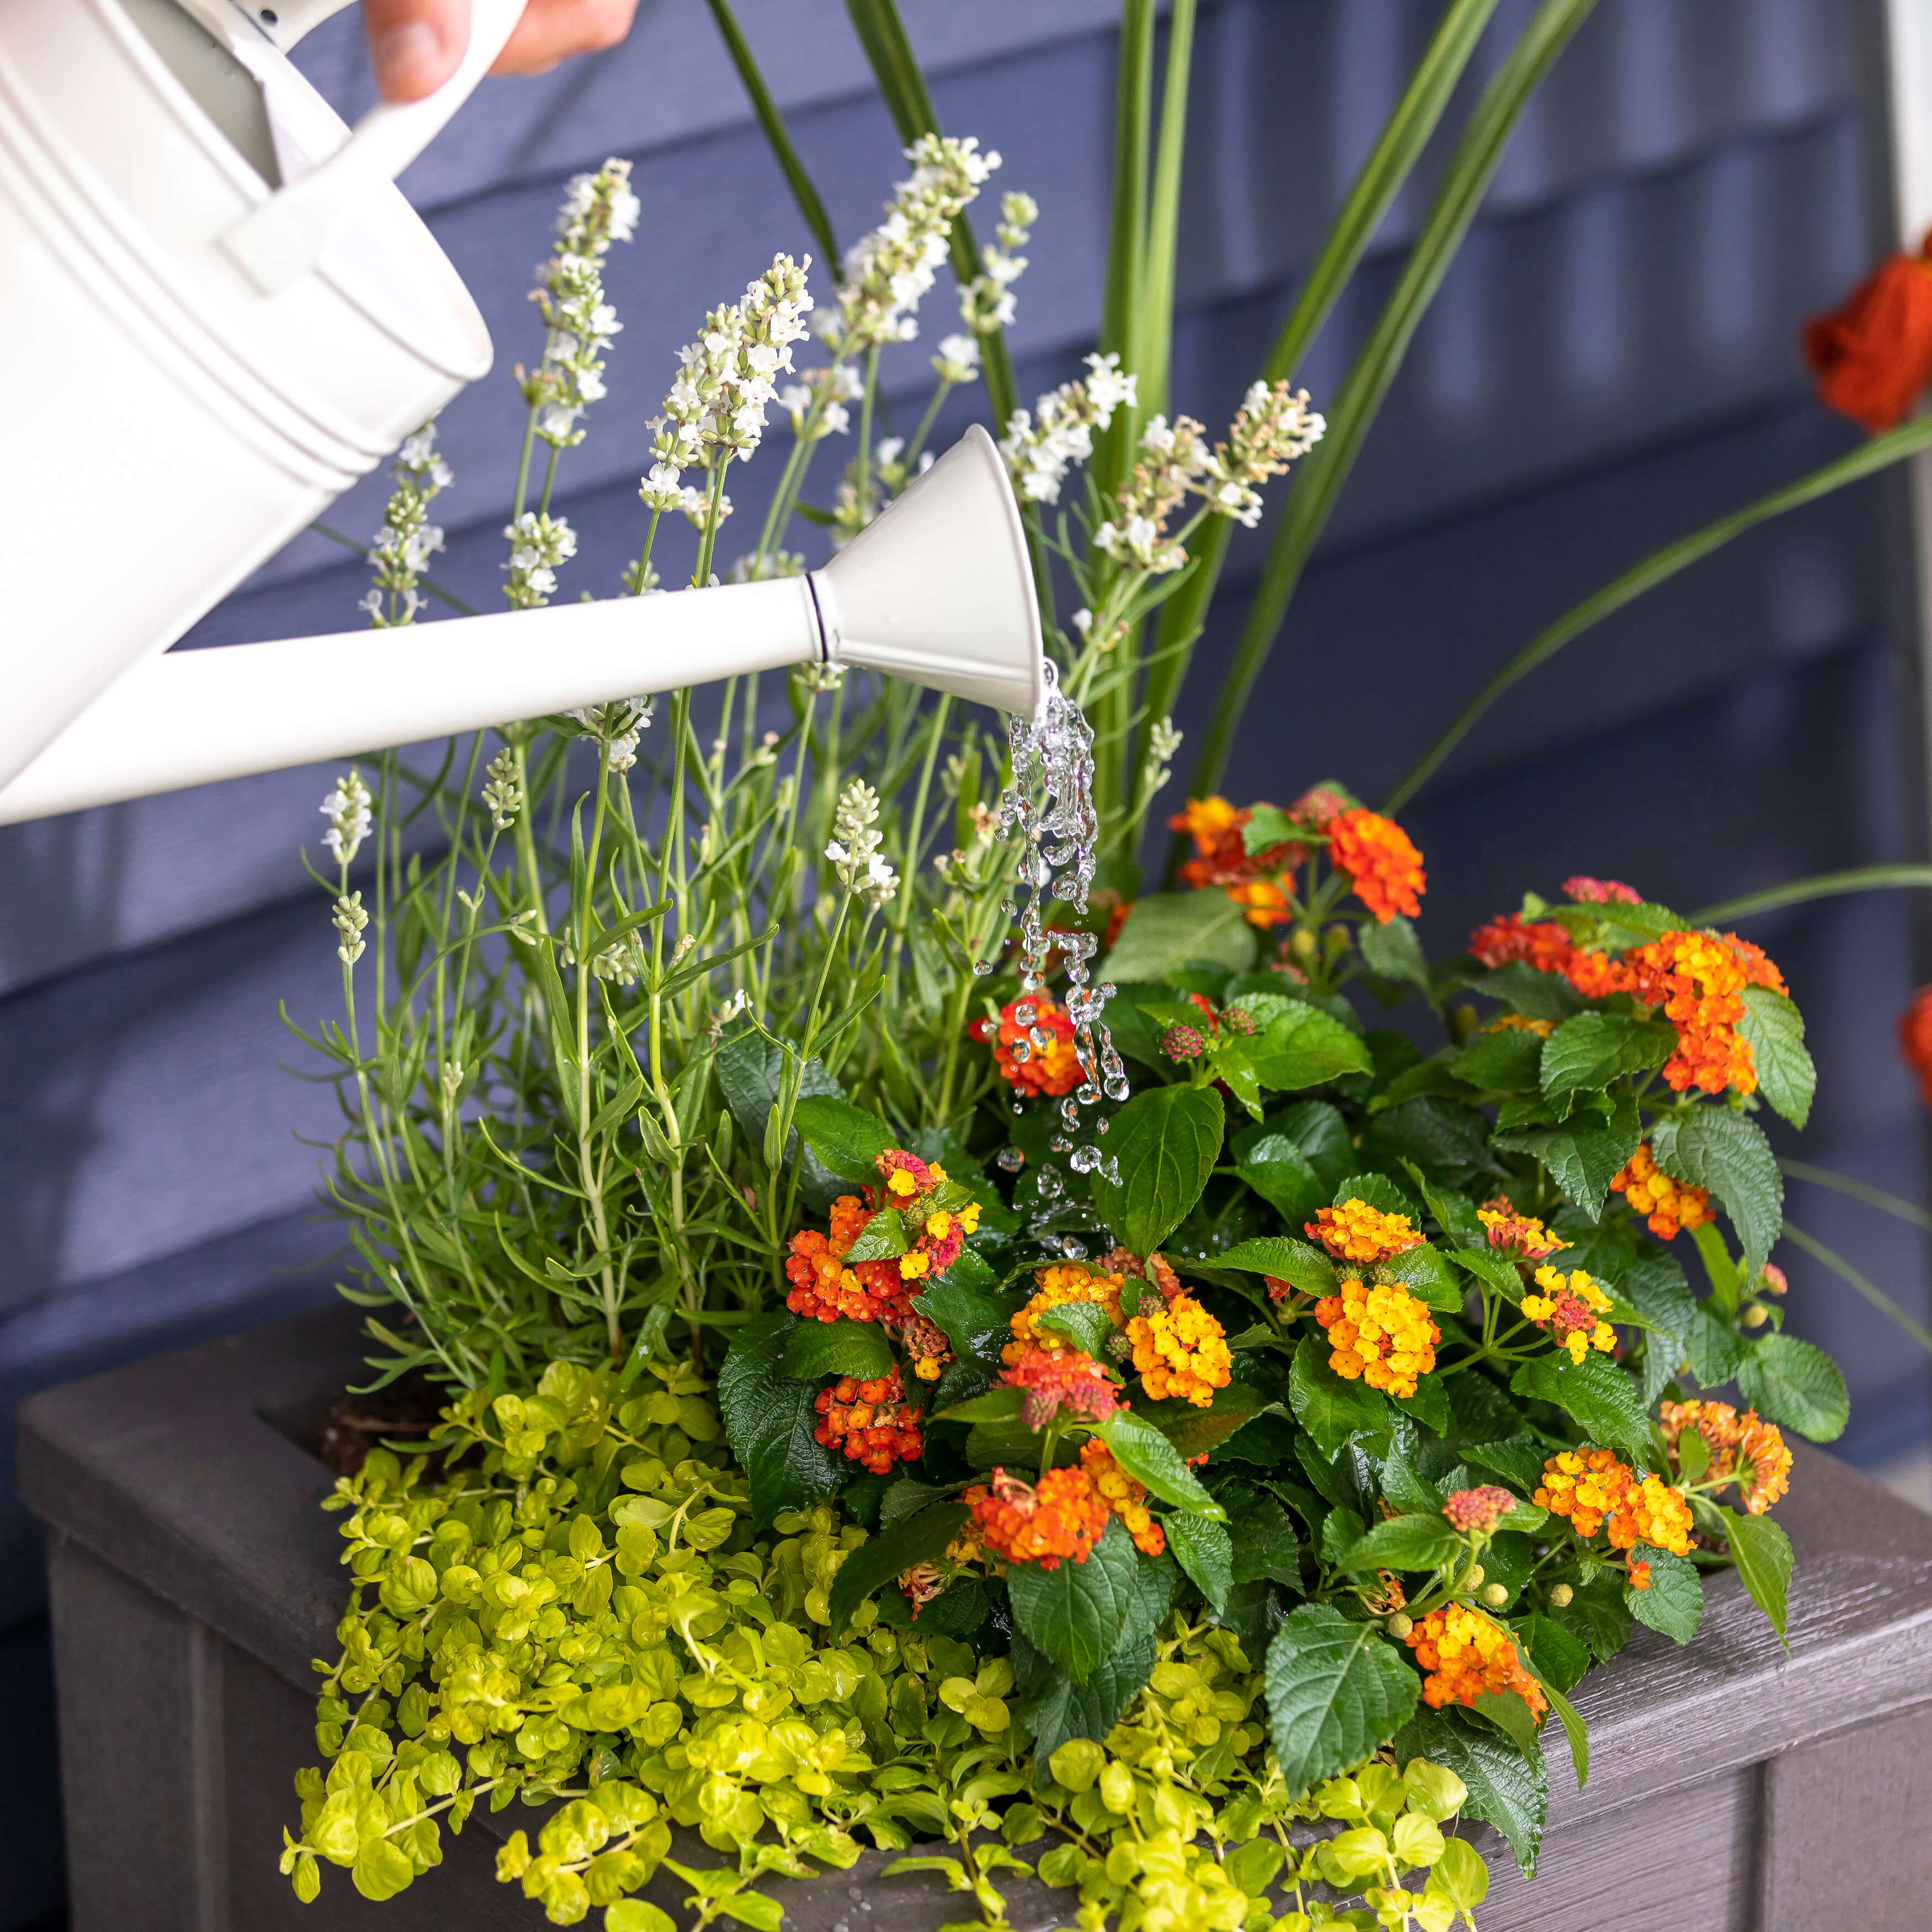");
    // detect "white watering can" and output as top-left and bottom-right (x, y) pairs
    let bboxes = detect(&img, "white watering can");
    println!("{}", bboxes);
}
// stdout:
(0, 0), (1044, 825)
